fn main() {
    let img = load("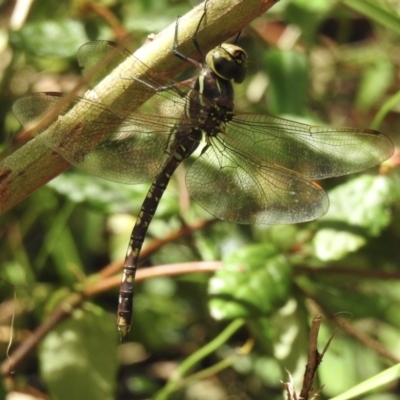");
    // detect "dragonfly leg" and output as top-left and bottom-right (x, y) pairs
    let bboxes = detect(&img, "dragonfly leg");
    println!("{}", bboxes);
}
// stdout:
(172, 0), (210, 68)
(191, 0), (210, 58)
(126, 75), (197, 94)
